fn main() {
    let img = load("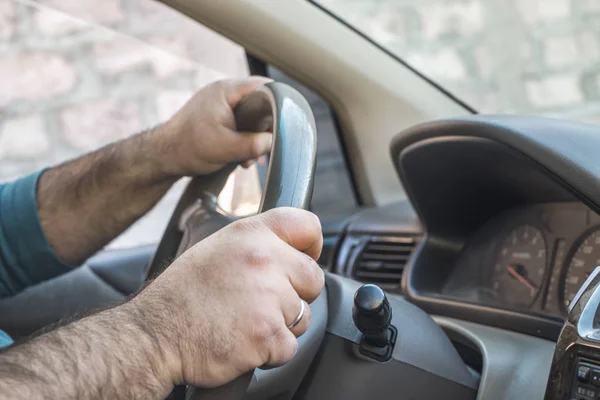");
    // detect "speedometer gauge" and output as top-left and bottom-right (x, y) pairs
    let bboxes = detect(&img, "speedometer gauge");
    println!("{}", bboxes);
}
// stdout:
(561, 229), (600, 312)
(491, 225), (547, 308)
